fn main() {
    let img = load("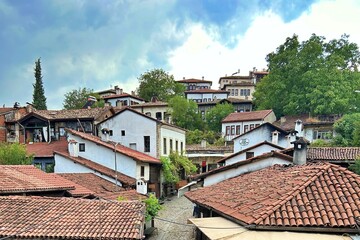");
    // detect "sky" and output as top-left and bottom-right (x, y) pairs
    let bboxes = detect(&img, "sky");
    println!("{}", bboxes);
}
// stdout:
(1, 0), (360, 109)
